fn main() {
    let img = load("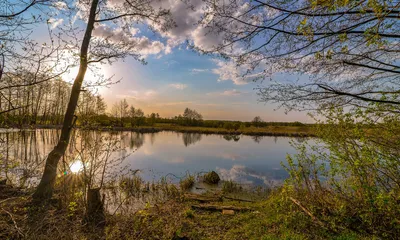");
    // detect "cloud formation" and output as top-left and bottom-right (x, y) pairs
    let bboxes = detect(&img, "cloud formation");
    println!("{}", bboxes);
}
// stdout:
(116, 89), (158, 100)
(207, 89), (246, 96)
(92, 24), (167, 56)
(48, 18), (64, 29)
(211, 59), (263, 85)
